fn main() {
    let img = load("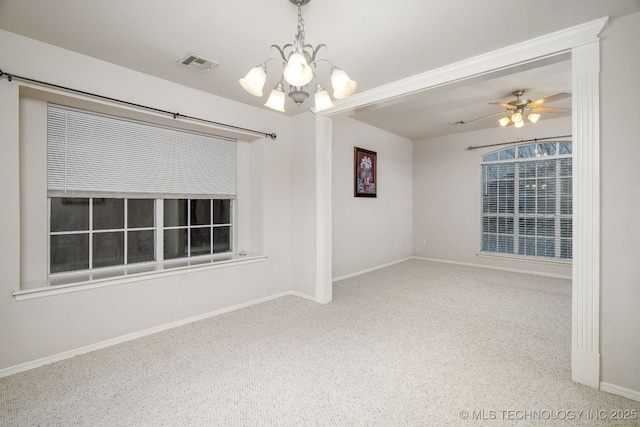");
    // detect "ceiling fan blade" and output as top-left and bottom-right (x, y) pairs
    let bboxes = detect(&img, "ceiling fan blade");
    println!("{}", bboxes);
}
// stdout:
(528, 92), (571, 107)
(455, 110), (507, 125)
(530, 107), (571, 114)
(489, 102), (516, 110)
